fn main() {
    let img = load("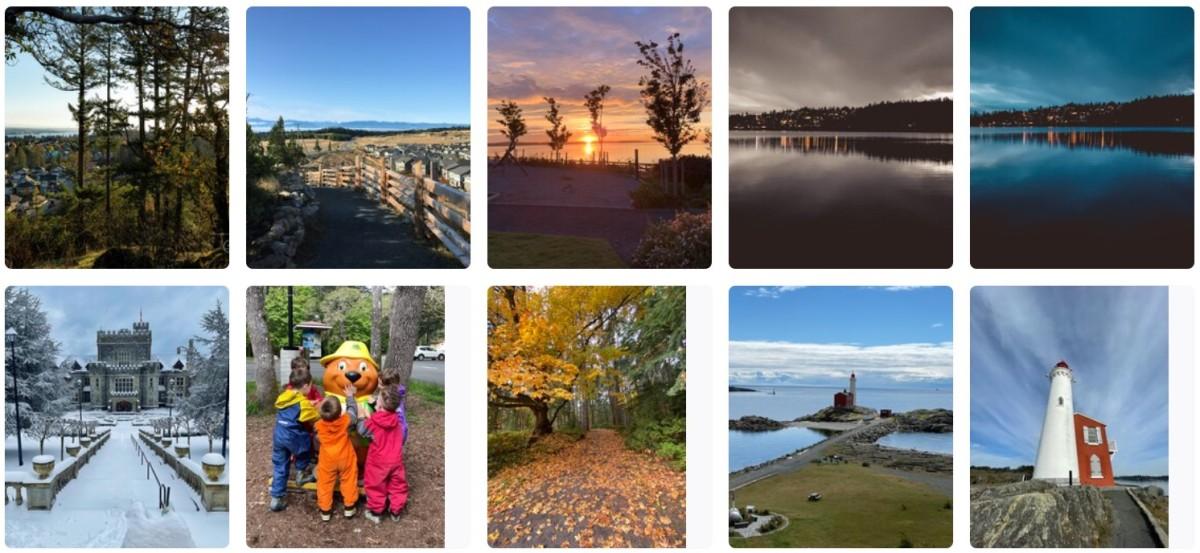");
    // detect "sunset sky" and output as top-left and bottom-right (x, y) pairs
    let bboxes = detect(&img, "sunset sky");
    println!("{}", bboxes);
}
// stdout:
(488, 7), (711, 153)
